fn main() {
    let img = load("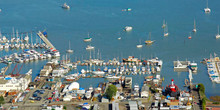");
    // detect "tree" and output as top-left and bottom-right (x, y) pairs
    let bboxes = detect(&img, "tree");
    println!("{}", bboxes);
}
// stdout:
(0, 96), (4, 104)
(63, 106), (67, 110)
(105, 84), (117, 101)
(198, 83), (205, 93)
(202, 98), (206, 110)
